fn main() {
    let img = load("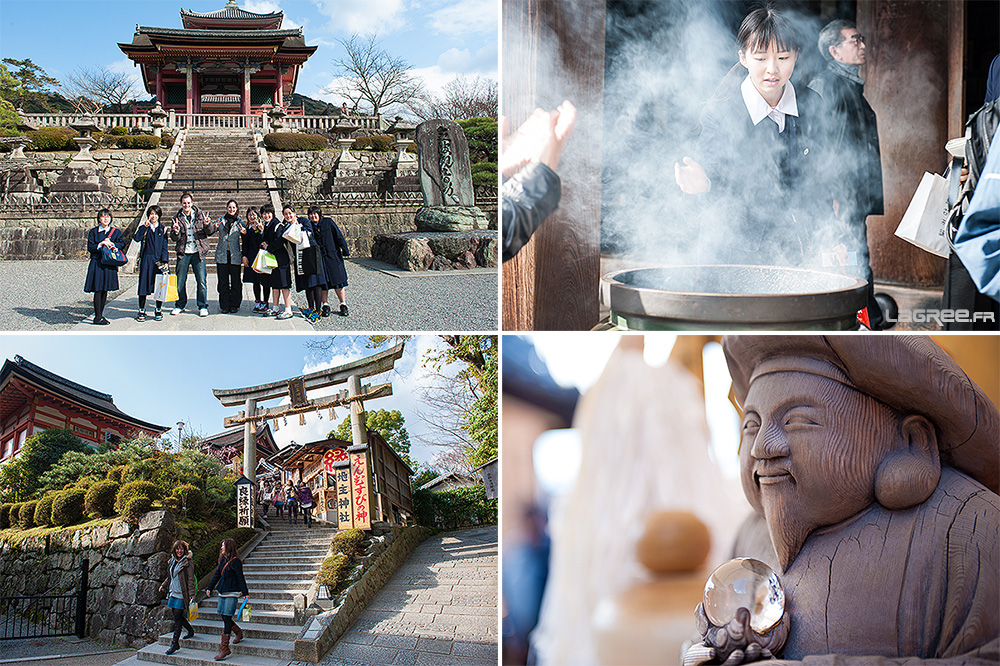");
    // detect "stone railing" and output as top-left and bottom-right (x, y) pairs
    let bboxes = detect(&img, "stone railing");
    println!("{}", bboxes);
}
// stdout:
(21, 112), (386, 133)
(293, 191), (424, 208)
(0, 193), (145, 213)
